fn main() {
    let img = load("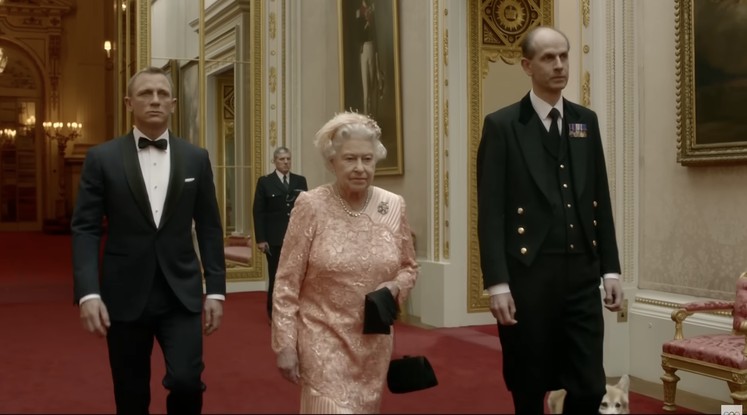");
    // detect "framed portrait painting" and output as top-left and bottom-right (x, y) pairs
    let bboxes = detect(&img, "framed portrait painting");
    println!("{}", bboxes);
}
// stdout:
(338, 0), (403, 175)
(676, 0), (747, 165)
